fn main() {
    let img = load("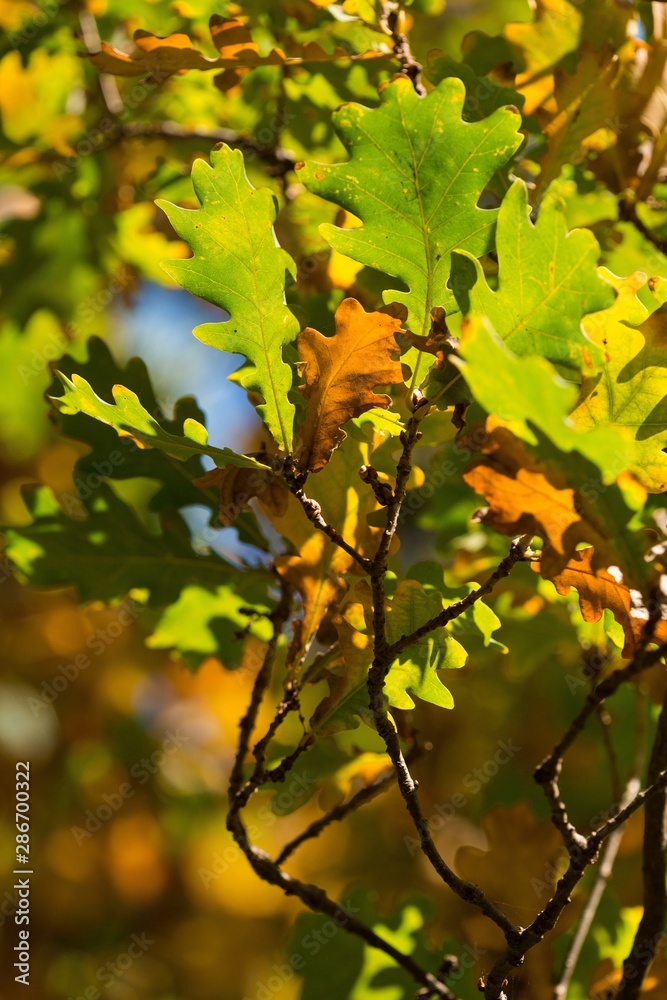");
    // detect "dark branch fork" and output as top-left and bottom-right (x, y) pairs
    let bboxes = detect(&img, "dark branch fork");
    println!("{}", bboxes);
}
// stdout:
(229, 406), (667, 999)
(226, 579), (458, 999)
(229, 373), (667, 998)
(53, 7), (667, 999)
